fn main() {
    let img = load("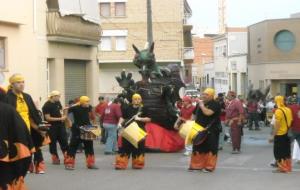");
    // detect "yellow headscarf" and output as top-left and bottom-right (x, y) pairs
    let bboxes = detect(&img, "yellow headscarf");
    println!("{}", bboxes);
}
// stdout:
(203, 88), (215, 98)
(9, 74), (25, 84)
(274, 95), (285, 108)
(132, 93), (142, 101)
(49, 90), (61, 97)
(8, 74), (25, 90)
(79, 96), (90, 105)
